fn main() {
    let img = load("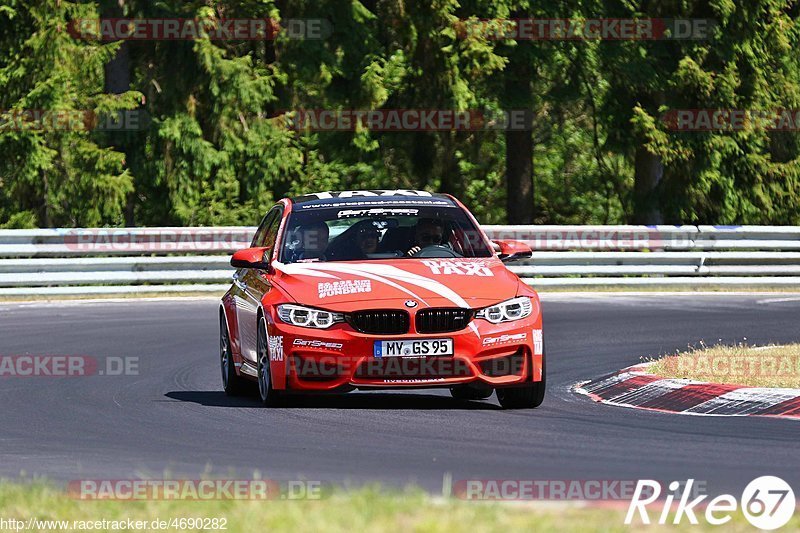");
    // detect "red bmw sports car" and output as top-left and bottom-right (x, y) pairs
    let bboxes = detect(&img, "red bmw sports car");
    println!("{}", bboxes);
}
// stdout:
(220, 190), (545, 408)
